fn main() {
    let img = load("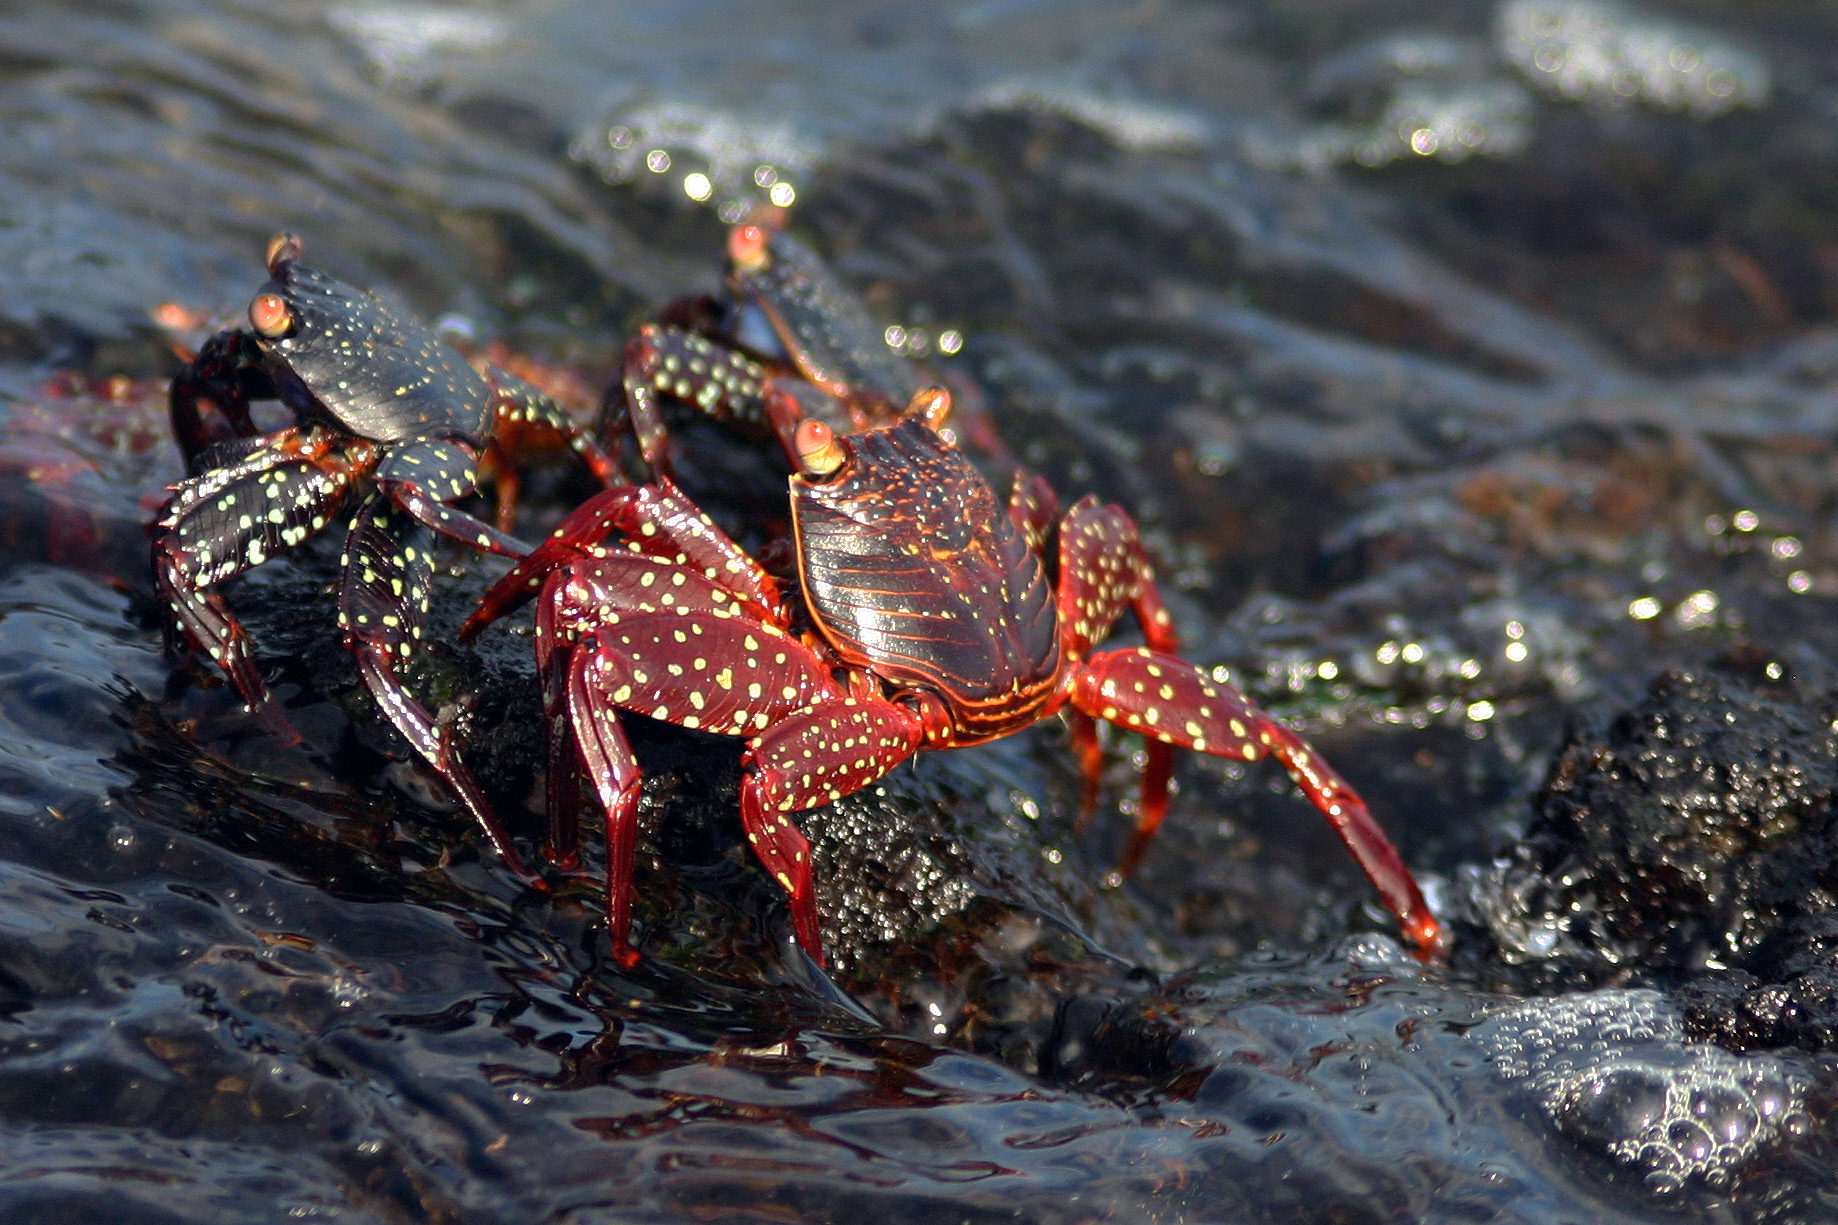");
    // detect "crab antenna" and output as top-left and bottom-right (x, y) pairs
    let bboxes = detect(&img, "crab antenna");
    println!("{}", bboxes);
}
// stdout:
(265, 233), (303, 275)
